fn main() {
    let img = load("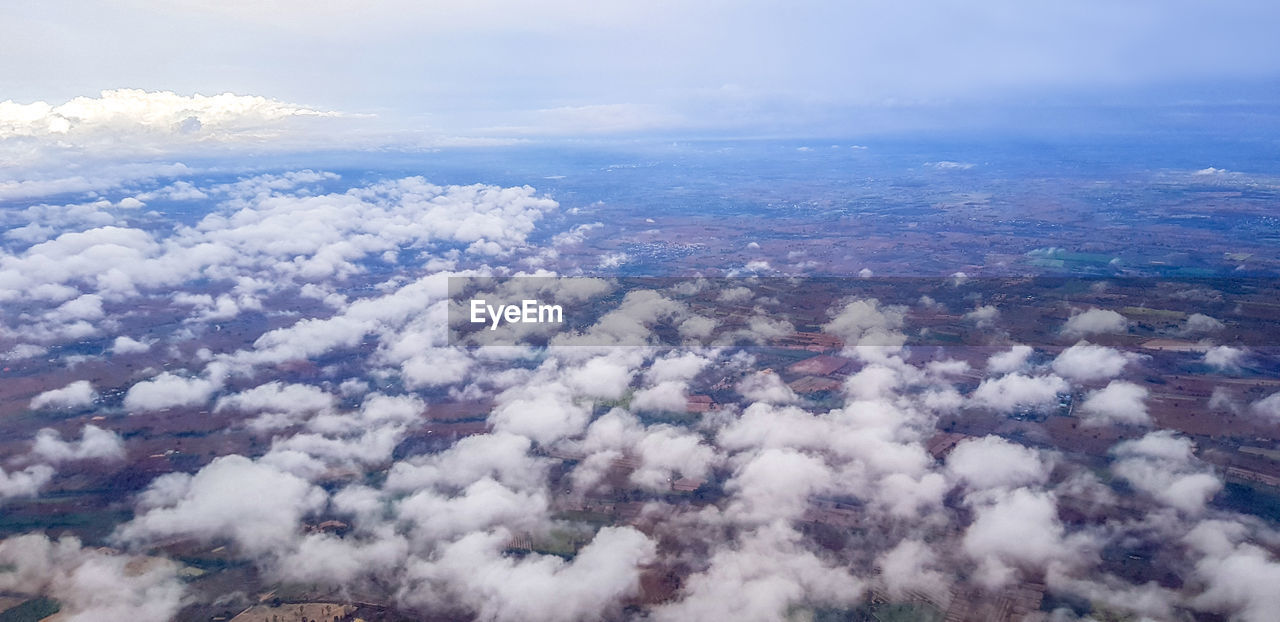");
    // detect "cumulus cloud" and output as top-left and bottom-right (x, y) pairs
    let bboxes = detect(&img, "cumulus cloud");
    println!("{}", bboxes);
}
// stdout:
(946, 435), (1051, 491)
(111, 335), (152, 354)
(116, 455), (327, 554)
(0, 464), (54, 501)
(1184, 521), (1280, 622)
(1062, 308), (1128, 338)
(653, 522), (863, 622)
(0, 89), (336, 141)
(1204, 345), (1246, 371)
(962, 488), (1077, 588)
(0, 534), (185, 622)
(1183, 313), (1224, 334)
(1078, 381), (1150, 426)
(876, 539), (950, 603)
(823, 298), (906, 347)
(1051, 342), (1135, 382)
(29, 380), (96, 409)
(214, 381), (335, 430)
(1249, 392), (1280, 422)
(970, 373), (1068, 412)
(1111, 431), (1221, 515)
(401, 526), (655, 622)
(31, 425), (125, 463)
(987, 344), (1034, 373)
(123, 369), (224, 412)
